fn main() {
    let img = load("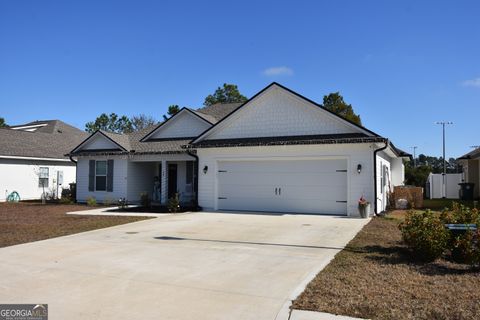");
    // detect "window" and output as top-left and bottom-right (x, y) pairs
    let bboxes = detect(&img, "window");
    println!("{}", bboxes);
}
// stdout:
(38, 167), (49, 188)
(95, 161), (107, 191)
